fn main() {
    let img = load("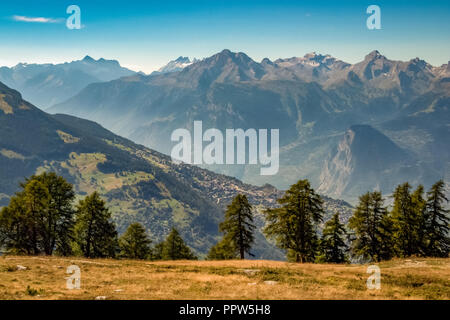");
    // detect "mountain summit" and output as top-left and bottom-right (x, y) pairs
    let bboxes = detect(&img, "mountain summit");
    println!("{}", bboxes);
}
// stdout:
(49, 50), (450, 202)
(175, 49), (267, 86)
(0, 56), (136, 109)
(153, 56), (198, 74)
